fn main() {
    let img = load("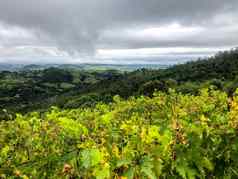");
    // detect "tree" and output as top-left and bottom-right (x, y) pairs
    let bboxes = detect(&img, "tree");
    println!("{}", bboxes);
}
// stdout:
(42, 68), (73, 85)
(138, 80), (168, 97)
